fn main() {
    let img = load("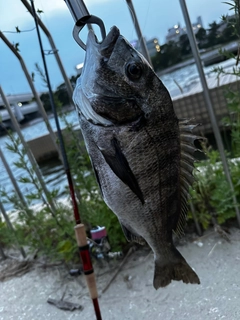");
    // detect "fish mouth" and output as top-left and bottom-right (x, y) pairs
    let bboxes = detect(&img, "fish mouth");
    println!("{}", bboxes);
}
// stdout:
(88, 26), (120, 58)
(75, 26), (122, 127)
(100, 26), (120, 57)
